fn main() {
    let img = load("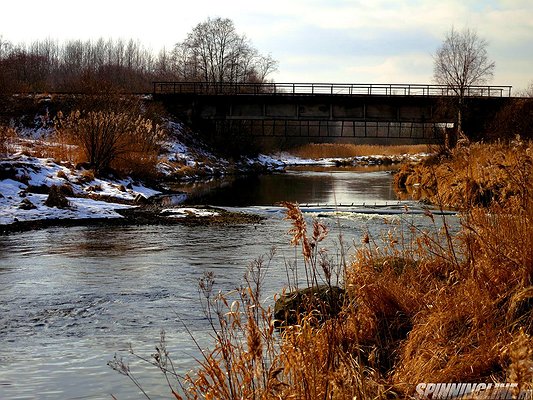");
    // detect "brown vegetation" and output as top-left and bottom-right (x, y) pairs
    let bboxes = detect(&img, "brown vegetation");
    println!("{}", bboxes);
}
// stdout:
(394, 140), (532, 209)
(44, 185), (70, 208)
(0, 125), (16, 157)
(111, 141), (532, 398)
(289, 143), (430, 159)
(54, 109), (166, 178)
